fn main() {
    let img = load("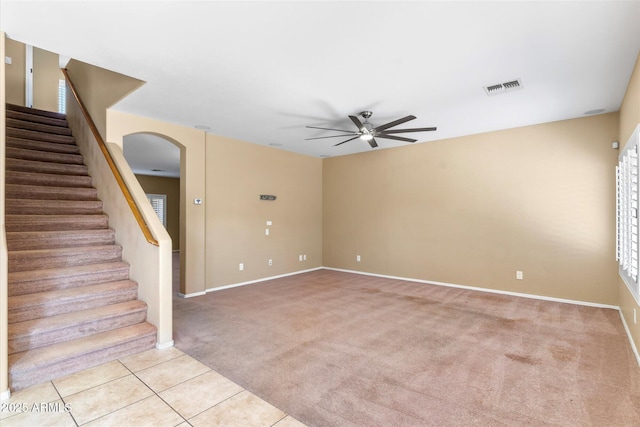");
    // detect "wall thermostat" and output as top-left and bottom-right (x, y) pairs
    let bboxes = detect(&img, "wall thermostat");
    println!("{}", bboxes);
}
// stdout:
(260, 195), (276, 201)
